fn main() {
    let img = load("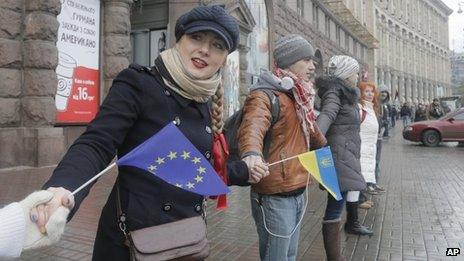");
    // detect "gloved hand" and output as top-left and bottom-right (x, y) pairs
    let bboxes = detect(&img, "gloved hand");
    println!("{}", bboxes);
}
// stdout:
(19, 191), (70, 251)
(242, 155), (269, 183)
